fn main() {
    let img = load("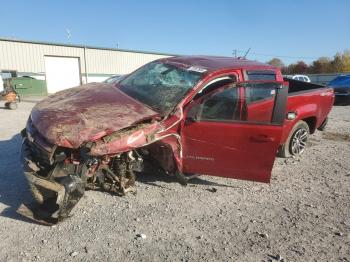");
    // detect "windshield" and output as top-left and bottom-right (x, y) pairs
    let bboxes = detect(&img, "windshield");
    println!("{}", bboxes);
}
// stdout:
(119, 62), (203, 114)
(104, 75), (122, 83)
